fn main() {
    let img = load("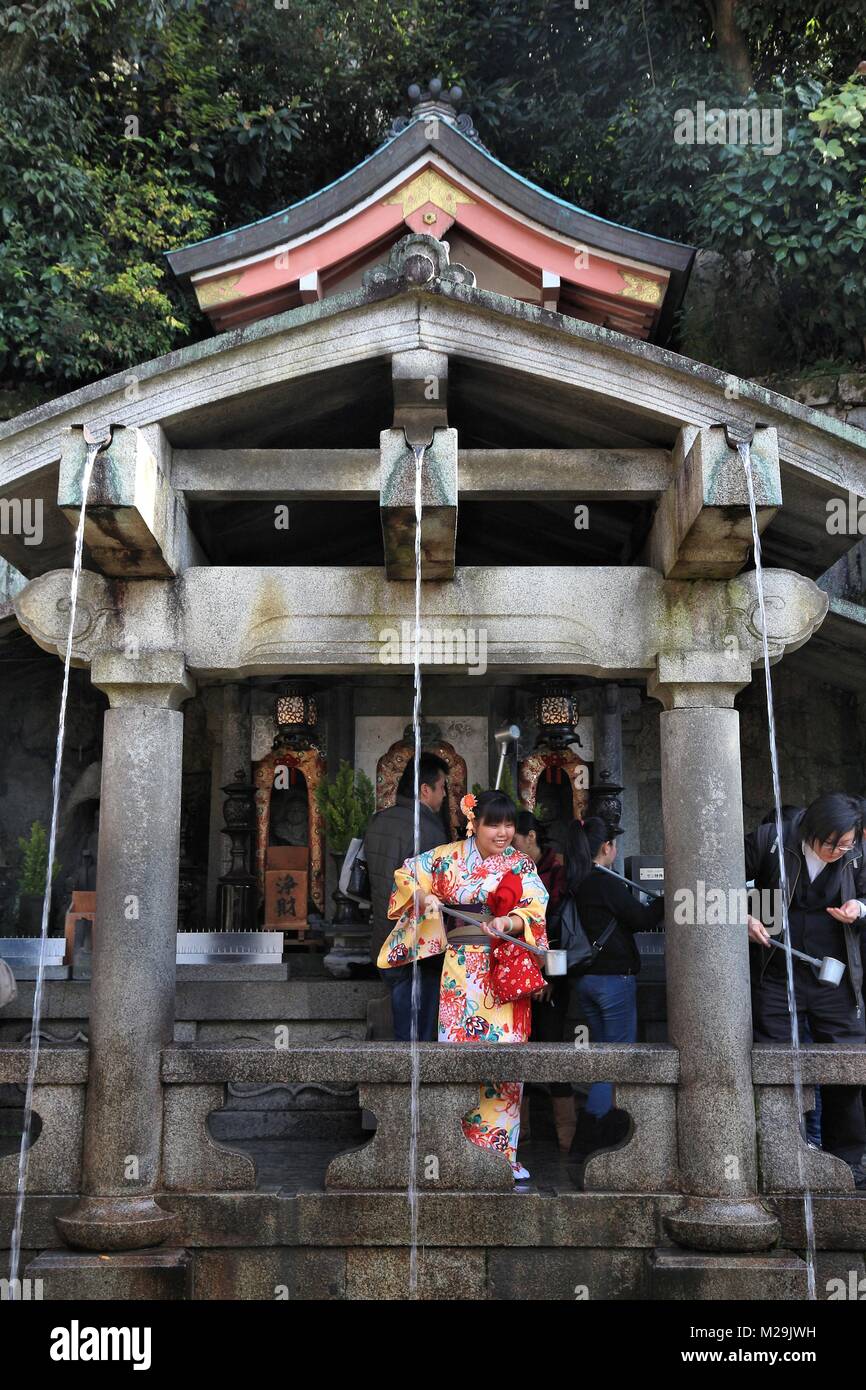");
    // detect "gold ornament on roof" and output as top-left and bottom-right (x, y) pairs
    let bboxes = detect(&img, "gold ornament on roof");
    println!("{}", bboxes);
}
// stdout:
(618, 272), (664, 305)
(384, 169), (475, 218)
(196, 273), (244, 308)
